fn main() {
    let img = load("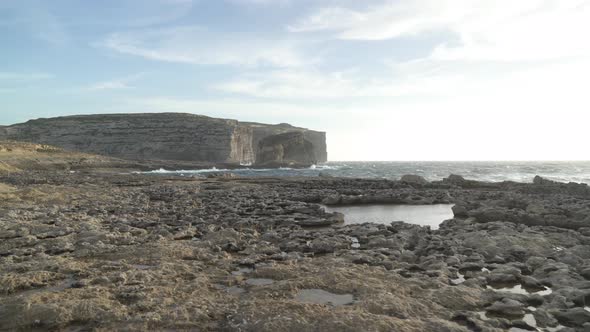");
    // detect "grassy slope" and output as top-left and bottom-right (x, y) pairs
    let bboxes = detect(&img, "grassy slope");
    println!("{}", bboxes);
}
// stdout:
(0, 141), (122, 173)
